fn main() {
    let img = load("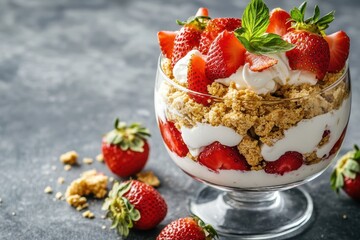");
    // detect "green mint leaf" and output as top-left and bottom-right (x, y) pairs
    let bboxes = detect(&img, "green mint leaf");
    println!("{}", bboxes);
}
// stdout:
(247, 34), (295, 54)
(242, 0), (270, 38)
